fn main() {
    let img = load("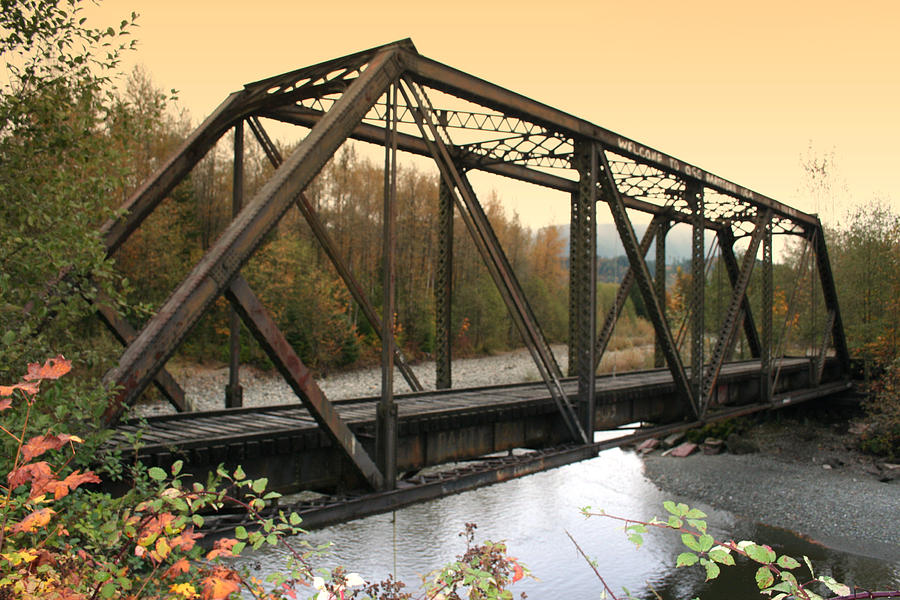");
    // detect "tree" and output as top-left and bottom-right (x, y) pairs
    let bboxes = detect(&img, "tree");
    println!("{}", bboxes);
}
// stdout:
(0, 1), (137, 381)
